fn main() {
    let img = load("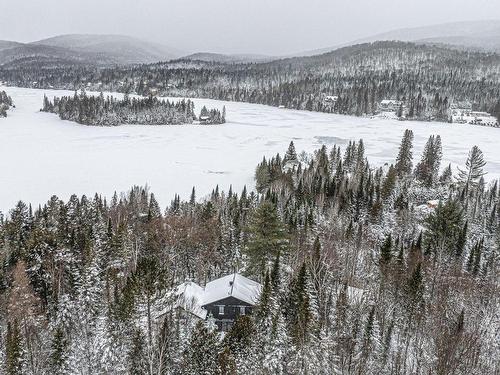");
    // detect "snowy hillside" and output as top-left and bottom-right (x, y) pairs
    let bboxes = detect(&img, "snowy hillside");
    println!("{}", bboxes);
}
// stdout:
(0, 34), (183, 67)
(0, 86), (499, 212)
(300, 20), (500, 55)
(32, 34), (183, 64)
